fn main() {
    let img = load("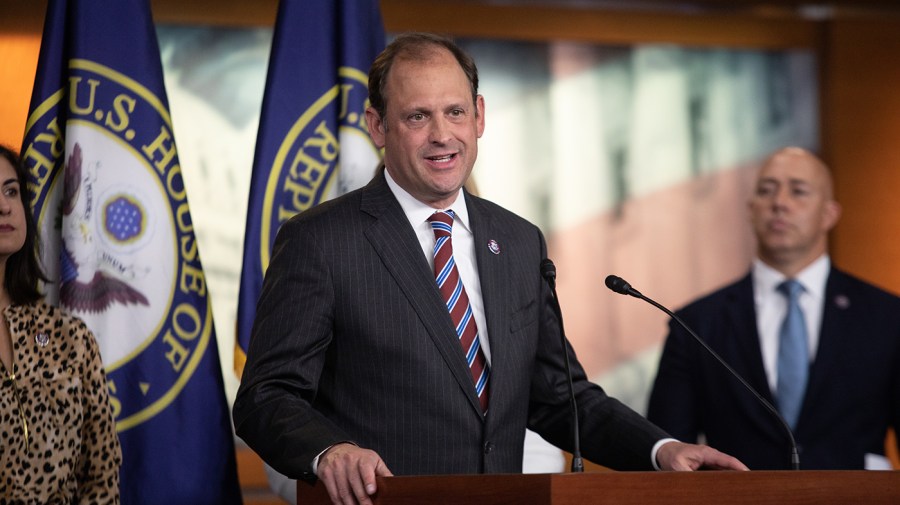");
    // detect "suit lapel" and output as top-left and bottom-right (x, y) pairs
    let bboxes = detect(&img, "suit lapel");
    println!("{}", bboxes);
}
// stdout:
(360, 177), (485, 416)
(803, 268), (850, 423)
(467, 194), (510, 411)
(725, 275), (780, 420)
